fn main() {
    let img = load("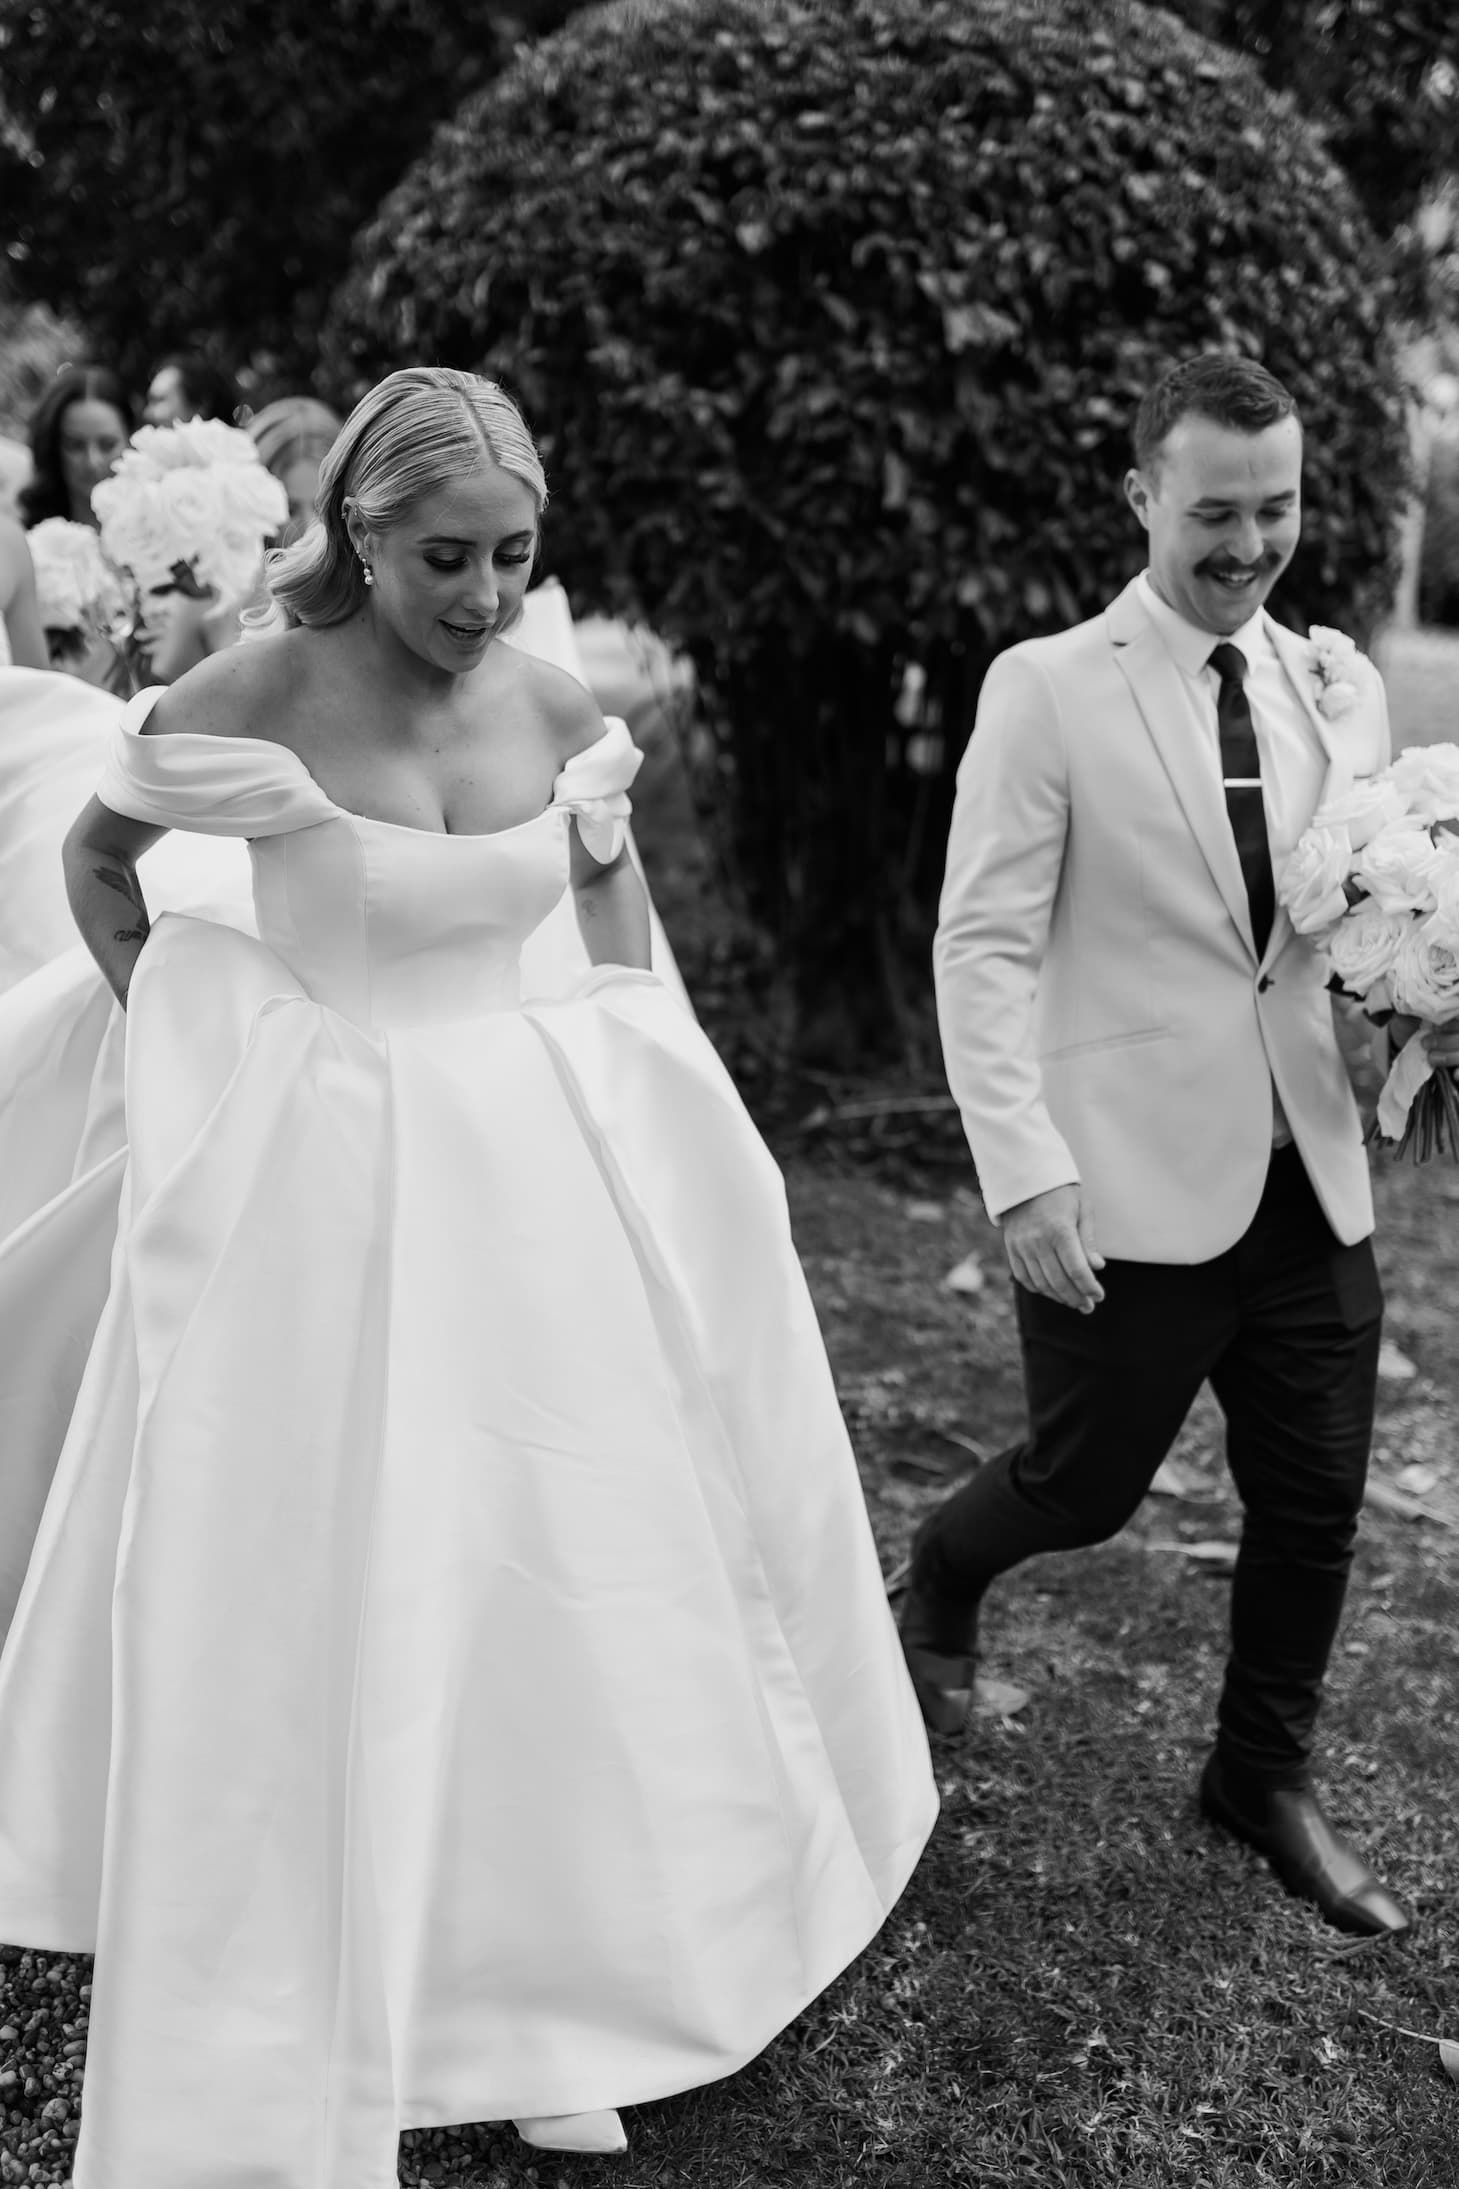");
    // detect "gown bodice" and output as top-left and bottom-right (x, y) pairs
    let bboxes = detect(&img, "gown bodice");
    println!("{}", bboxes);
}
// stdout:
(100, 689), (642, 1030)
